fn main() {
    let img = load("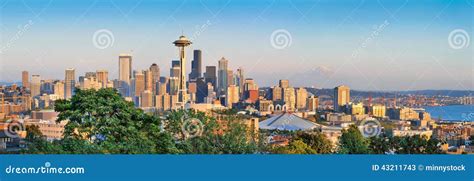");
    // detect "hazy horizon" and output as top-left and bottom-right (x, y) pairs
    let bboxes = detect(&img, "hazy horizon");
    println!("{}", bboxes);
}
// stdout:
(0, 0), (472, 91)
